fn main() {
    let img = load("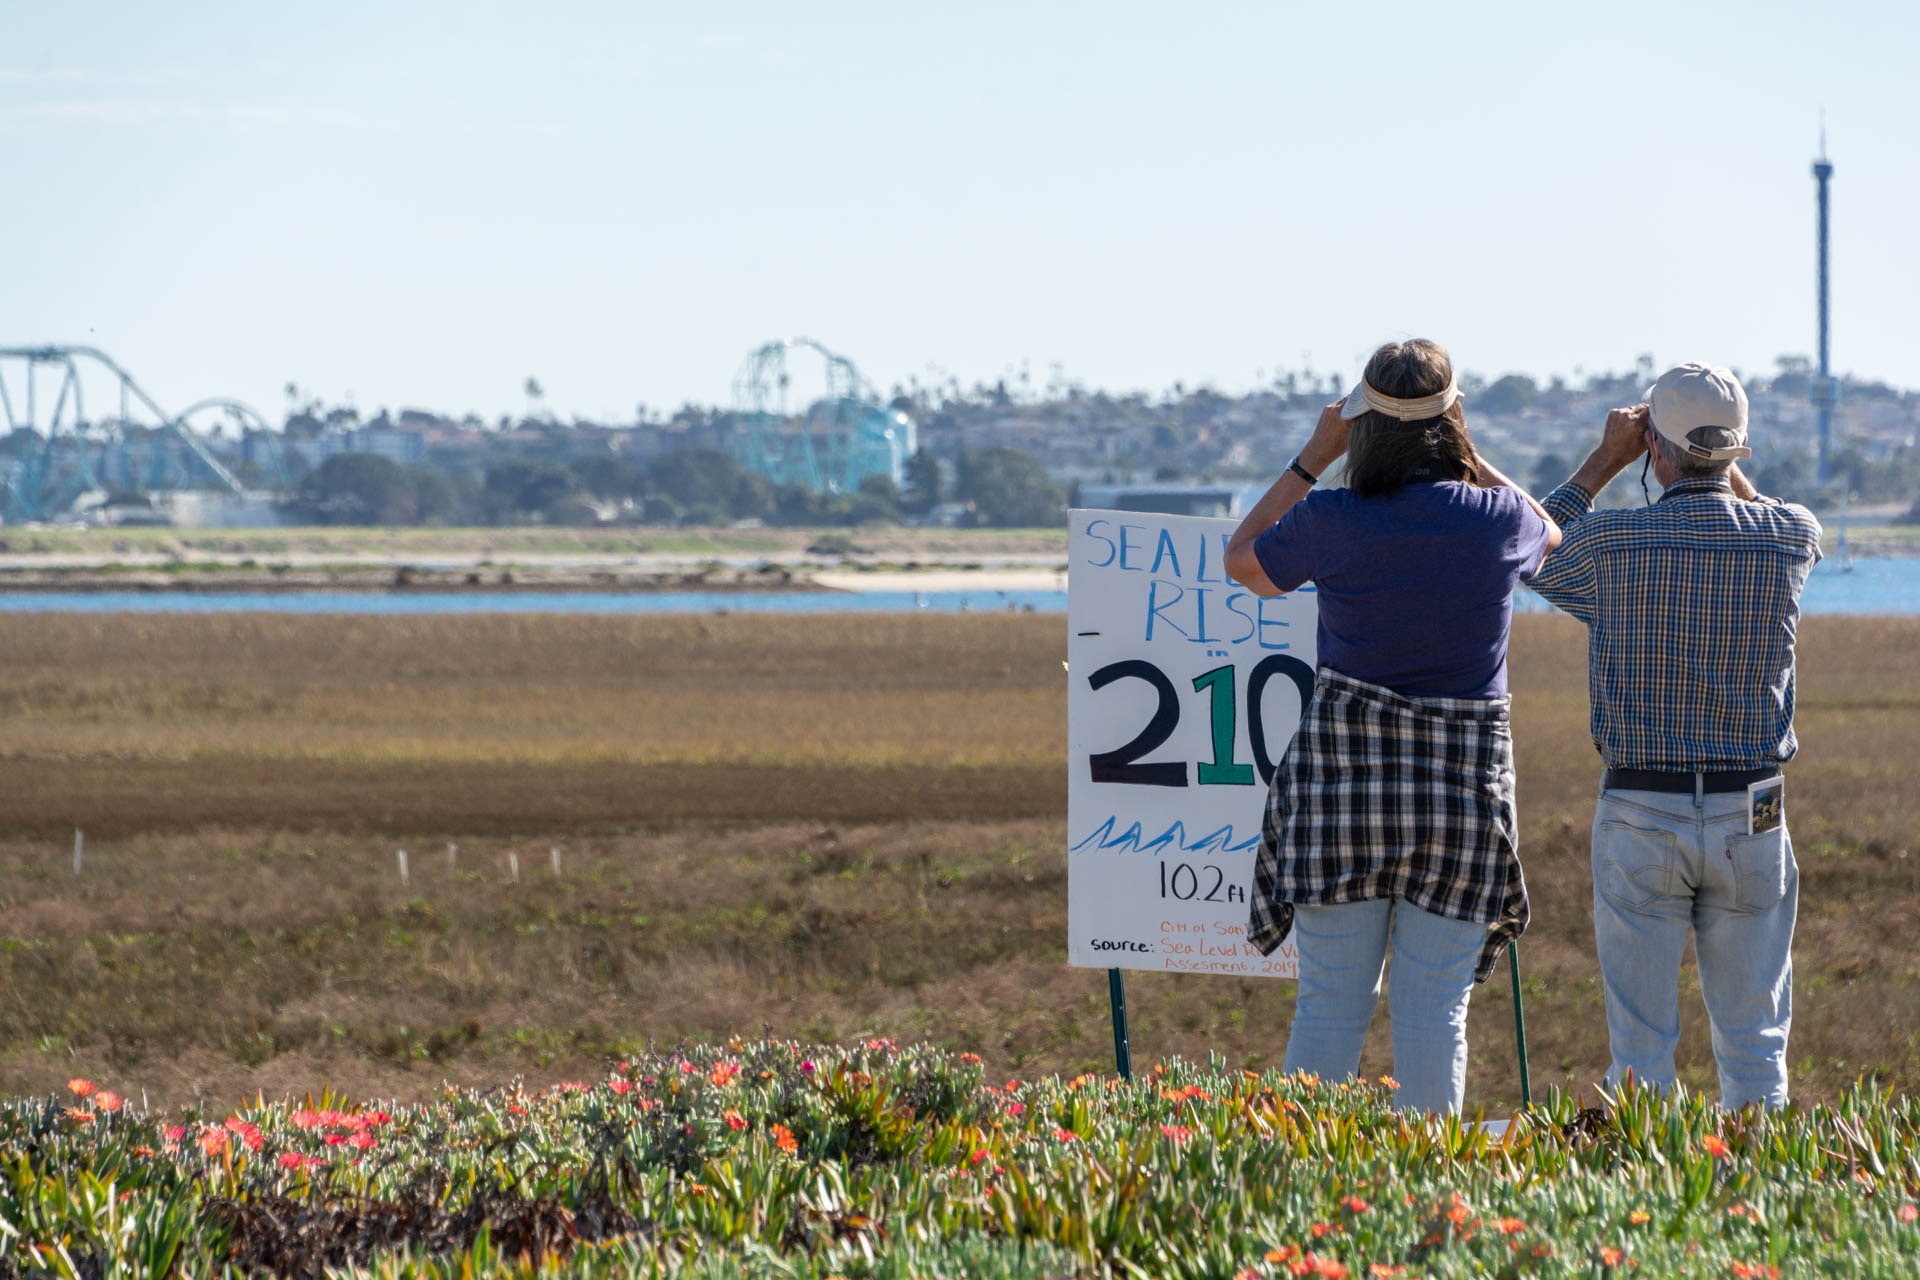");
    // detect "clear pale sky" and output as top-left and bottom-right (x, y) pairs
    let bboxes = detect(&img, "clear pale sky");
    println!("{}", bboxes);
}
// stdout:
(4, 1), (1914, 424)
